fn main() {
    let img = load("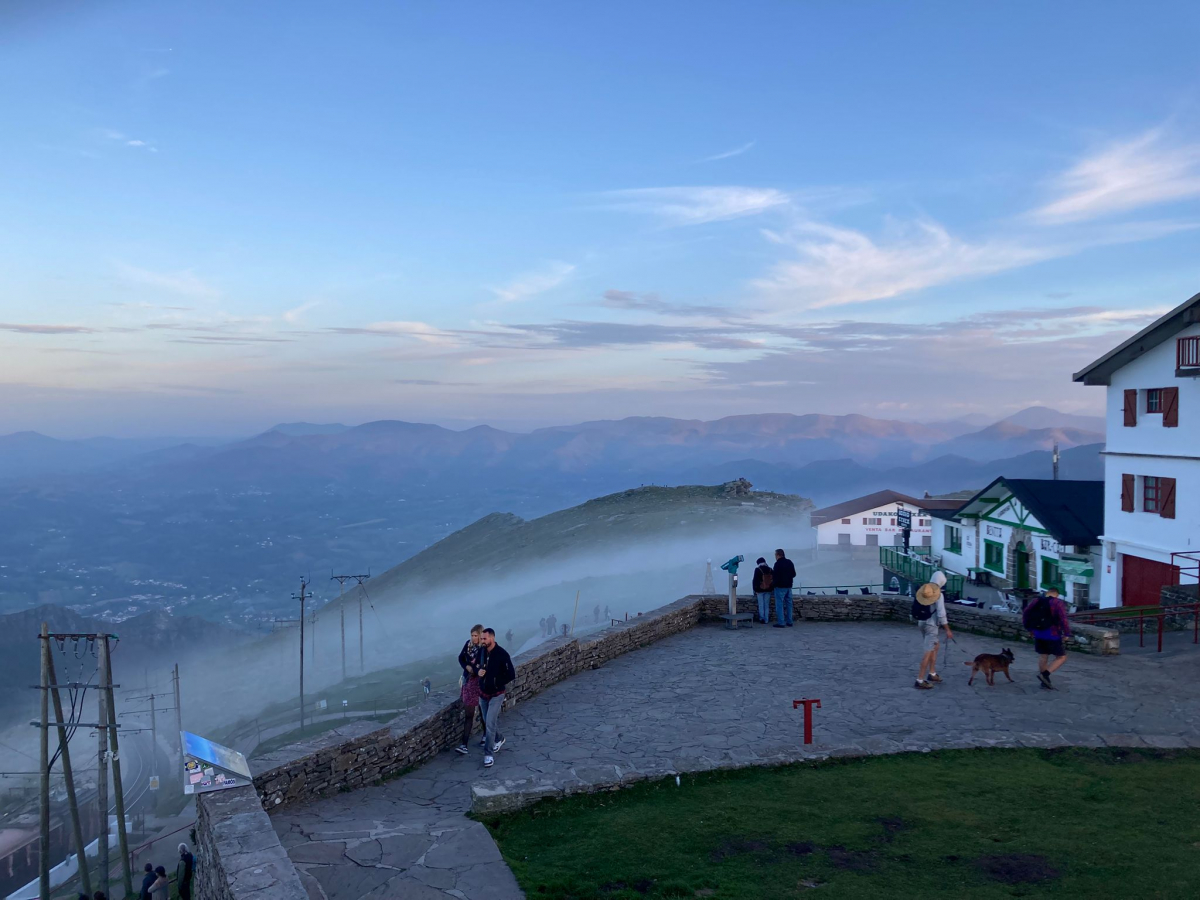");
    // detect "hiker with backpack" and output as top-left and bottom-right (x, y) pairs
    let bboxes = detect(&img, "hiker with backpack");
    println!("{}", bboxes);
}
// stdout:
(751, 557), (774, 623)
(1023, 586), (1071, 689)
(913, 571), (953, 689)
